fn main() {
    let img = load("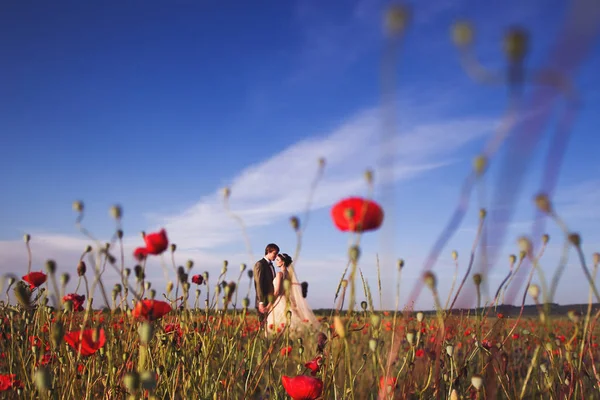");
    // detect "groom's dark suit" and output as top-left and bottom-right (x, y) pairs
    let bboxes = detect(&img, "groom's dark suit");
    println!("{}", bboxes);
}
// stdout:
(253, 257), (276, 322)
